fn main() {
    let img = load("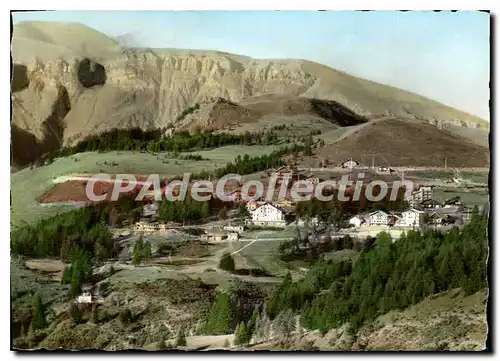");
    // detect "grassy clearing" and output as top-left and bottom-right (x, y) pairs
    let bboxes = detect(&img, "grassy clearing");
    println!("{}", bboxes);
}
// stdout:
(406, 170), (489, 184)
(11, 258), (67, 311)
(231, 243), (291, 278)
(460, 172), (489, 184)
(25, 259), (66, 281)
(433, 188), (489, 206)
(317, 127), (354, 145)
(11, 145), (277, 226)
(107, 265), (188, 286)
